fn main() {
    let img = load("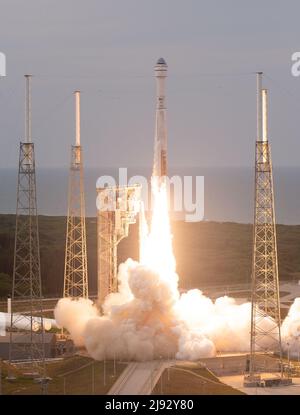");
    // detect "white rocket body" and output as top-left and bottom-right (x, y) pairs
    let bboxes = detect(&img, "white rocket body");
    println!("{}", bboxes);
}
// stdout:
(153, 58), (168, 179)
